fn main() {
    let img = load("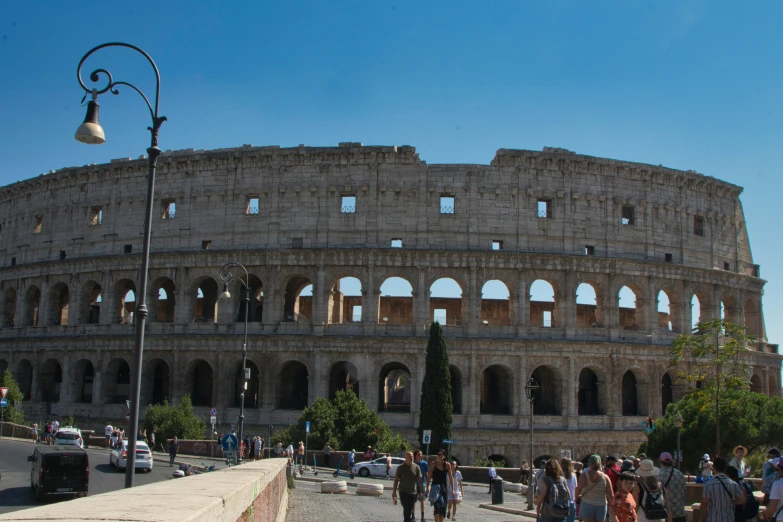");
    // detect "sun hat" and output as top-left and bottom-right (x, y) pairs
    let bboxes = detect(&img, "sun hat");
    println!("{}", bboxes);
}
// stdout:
(636, 459), (660, 477)
(588, 454), (602, 468)
(734, 445), (748, 455)
(776, 457), (783, 468)
(620, 459), (635, 472)
(659, 452), (674, 464)
(768, 448), (781, 458)
(702, 453), (710, 460)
